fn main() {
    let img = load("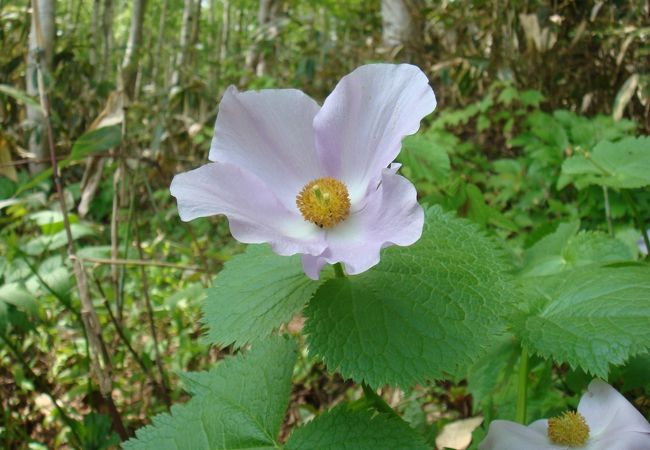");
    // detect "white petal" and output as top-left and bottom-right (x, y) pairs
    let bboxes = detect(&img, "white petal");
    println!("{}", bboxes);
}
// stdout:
(589, 429), (650, 450)
(170, 162), (326, 256)
(302, 254), (328, 280)
(479, 420), (558, 450)
(579, 380), (650, 437)
(313, 64), (436, 204)
(209, 86), (323, 211)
